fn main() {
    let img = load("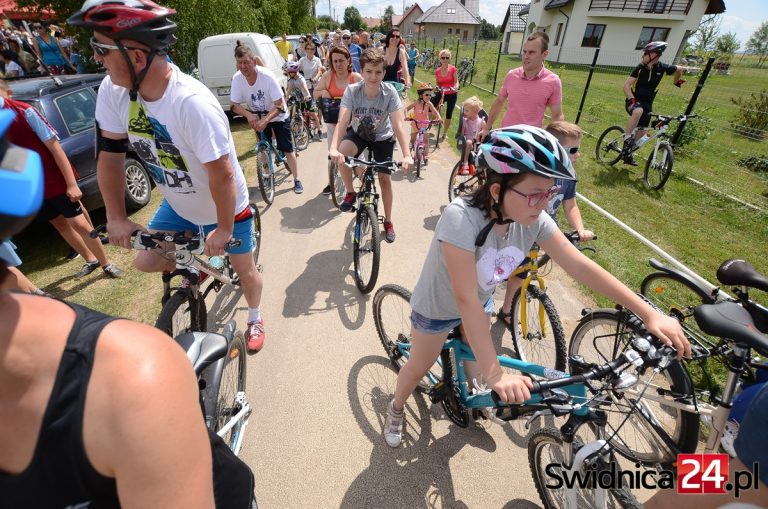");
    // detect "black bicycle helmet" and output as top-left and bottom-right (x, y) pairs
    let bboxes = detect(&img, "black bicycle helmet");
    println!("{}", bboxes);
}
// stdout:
(643, 41), (667, 55)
